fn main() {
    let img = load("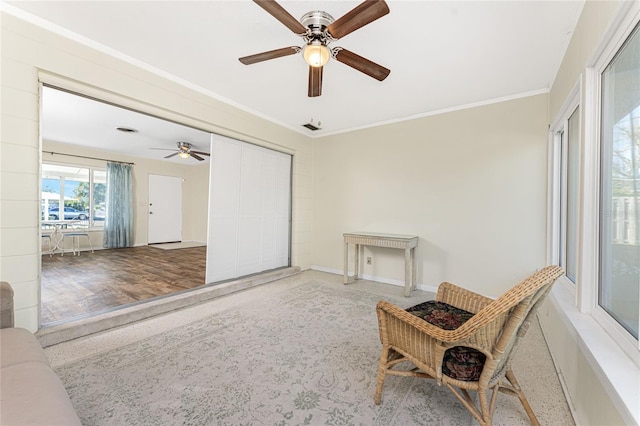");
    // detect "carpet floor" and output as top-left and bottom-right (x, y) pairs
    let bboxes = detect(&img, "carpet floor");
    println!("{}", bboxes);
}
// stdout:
(46, 271), (574, 426)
